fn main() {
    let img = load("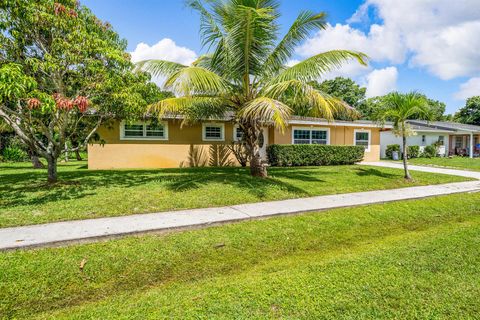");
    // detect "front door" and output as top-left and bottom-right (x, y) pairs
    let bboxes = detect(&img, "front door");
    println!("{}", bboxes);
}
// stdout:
(259, 127), (269, 160)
